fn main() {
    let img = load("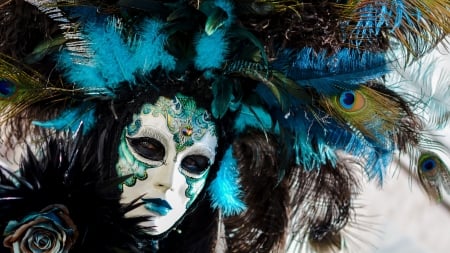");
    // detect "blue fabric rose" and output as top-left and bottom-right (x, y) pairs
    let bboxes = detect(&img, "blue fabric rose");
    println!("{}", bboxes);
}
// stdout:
(3, 204), (78, 253)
